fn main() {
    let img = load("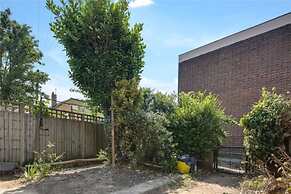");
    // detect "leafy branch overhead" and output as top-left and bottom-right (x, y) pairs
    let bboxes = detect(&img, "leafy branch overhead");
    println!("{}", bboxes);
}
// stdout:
(46, 0), (146, 115)
(0, 9), (49, 103)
